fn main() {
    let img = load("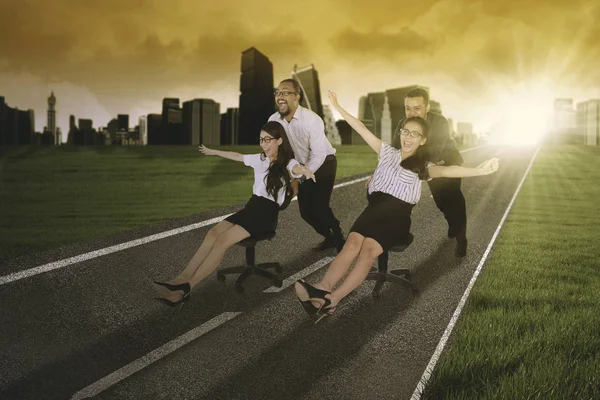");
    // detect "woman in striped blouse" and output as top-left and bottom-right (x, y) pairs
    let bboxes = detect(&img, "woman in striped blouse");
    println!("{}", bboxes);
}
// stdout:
(295, 91), (499, 322)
